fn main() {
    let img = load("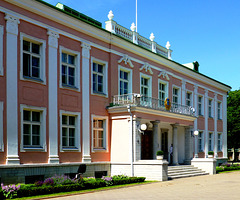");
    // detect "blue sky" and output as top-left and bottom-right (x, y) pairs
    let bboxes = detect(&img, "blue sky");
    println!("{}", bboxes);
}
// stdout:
(45, 0), (240, 91)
